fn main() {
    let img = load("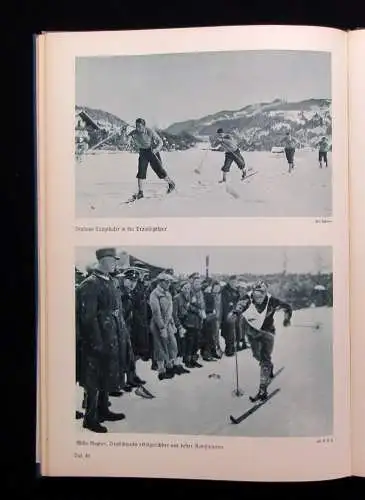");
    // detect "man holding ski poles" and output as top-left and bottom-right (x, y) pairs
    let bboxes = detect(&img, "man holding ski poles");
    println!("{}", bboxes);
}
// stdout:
(317, 136), (330, 168)
(125, 118), (176, 201)
(240, 280), (293, 402)
(281, 130), (300, 173)
(211, 128), (247, 183)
